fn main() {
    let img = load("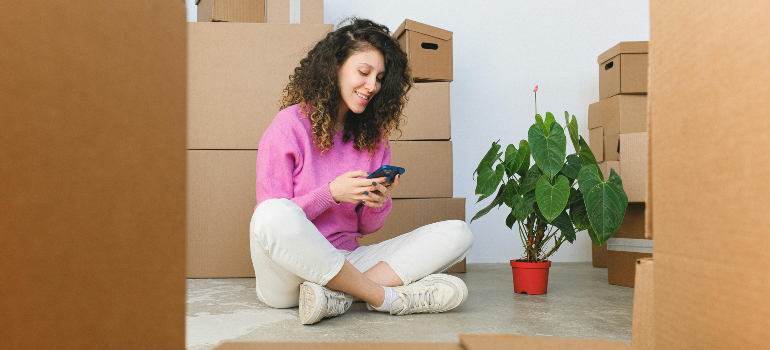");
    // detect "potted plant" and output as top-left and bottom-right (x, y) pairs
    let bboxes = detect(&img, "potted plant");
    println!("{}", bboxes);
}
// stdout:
(471, 86), (628, 294)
